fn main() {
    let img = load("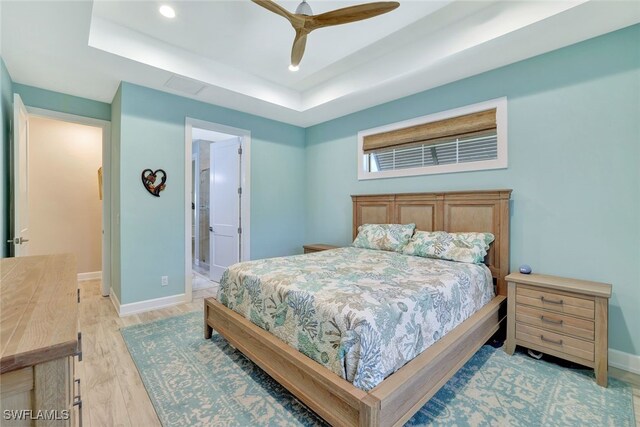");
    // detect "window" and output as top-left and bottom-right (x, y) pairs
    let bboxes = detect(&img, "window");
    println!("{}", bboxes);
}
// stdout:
(358, 98), (507, 180)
